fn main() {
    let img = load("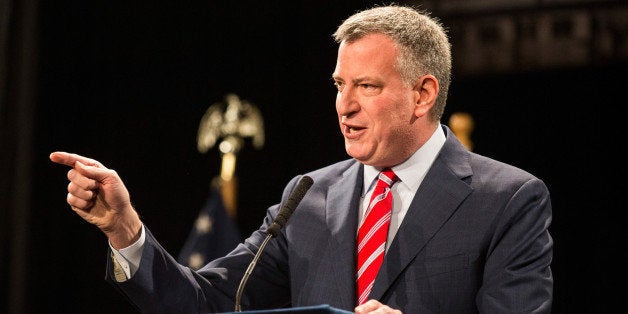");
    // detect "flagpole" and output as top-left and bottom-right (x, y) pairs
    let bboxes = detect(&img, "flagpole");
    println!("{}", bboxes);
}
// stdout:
(197, 93), (265, 218)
